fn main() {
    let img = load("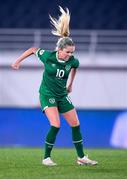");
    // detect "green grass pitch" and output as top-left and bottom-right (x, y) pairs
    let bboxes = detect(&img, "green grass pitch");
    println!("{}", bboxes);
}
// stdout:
(0, 148), (127, 179)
